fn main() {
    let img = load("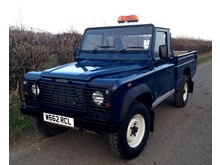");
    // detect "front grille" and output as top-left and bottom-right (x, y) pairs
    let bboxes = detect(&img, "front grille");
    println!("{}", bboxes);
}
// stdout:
(39, 79), (112, 115)
(40, 80), (84, 111)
